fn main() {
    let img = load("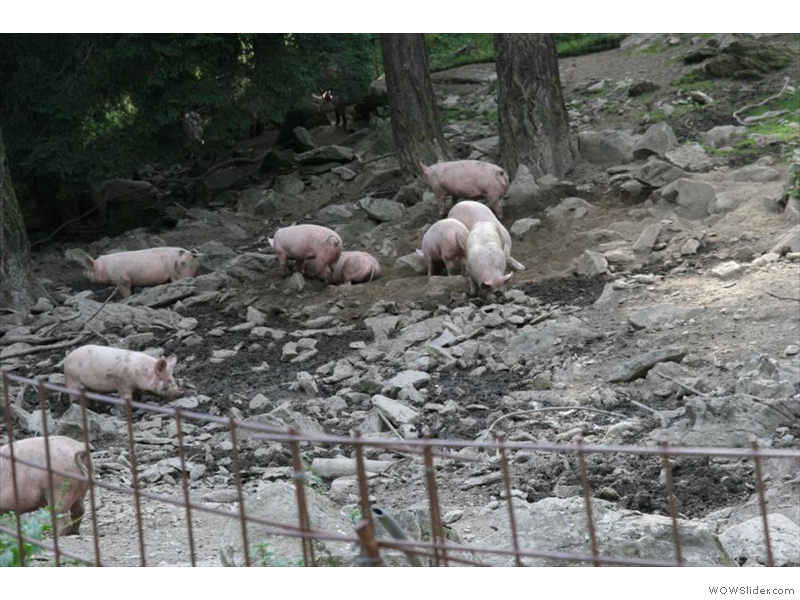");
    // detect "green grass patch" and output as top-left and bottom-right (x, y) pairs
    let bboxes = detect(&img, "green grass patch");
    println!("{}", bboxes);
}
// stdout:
(0, 509), (53, 567)
(425, 34), (627, 73)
